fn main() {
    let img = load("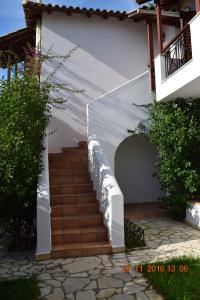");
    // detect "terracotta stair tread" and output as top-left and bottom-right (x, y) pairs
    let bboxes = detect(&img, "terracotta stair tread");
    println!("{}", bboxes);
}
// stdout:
(50, 193), (97, 204)
(51, 203), (98, 208)
(50, 183), (92, 187)
(49, 169), (89, 176)
(52, 241), (111, 251)
(51, 192), (95, 197)
(50, 177), (91, 185)
(50, 183), (94, 195)
(52, 226), (107, 235)
(50, 175), (90, 178)
(52, 214), (102, 221)
(51, 202), (99, 217)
